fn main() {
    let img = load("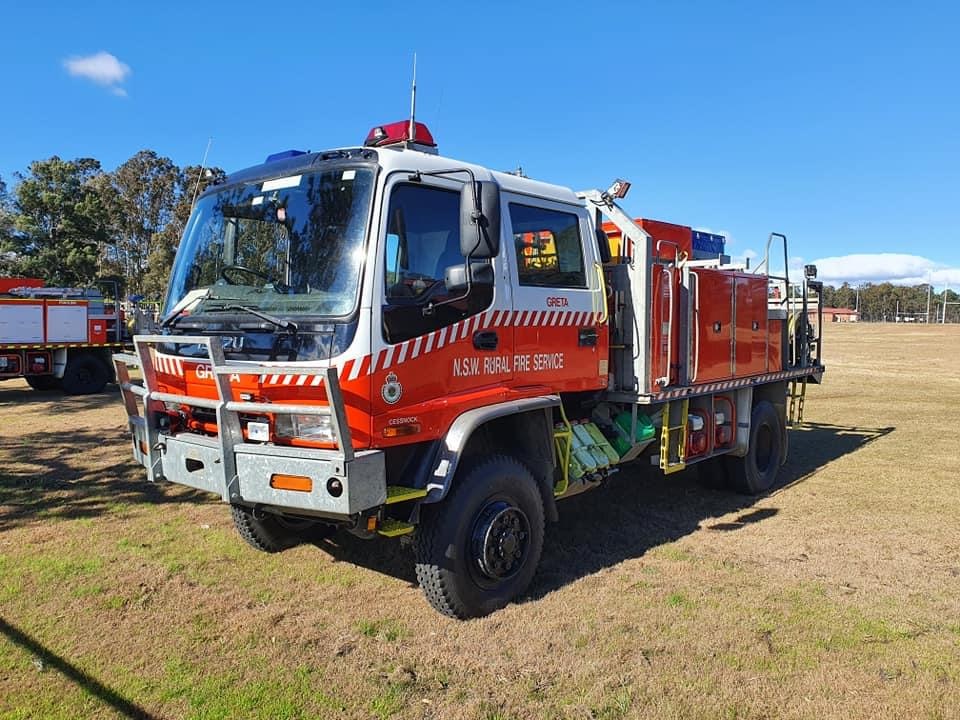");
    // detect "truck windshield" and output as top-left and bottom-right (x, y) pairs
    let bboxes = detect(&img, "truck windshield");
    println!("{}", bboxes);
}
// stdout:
(165, 166), (375, 320)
